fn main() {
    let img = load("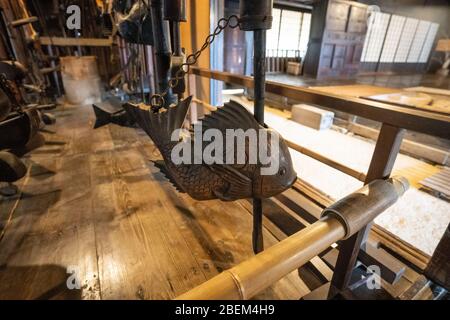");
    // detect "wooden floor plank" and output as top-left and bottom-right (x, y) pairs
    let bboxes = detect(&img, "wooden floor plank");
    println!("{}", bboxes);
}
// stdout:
(93, 144), (208, 299)
(0, 116), (100, 299)
(0, 103), (308, 300)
